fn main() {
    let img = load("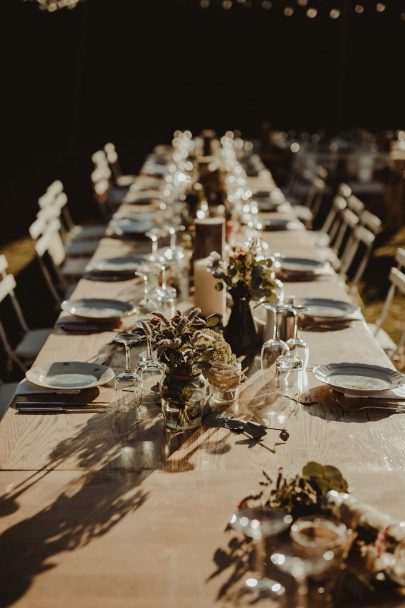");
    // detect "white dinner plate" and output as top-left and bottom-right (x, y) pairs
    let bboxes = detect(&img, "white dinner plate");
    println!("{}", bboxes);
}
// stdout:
(295, 298), (358, 319)
(313, 363), (404, 395)
(26, 361), (115, 390)
(109, 219), (154, 236)
(279, 257), (326, 274)
(262, 218), (302, 231)
(86, 255), (145, 274)
(61, 298), (136, 320)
